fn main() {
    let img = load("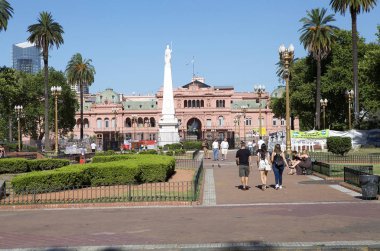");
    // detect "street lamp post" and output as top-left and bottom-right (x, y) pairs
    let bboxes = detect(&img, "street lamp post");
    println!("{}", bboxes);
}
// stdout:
(14, 105), (23, 152)
(241, 106), (248, 142)
(279, 44), (295, 154)
(234, 114), (241, 148)
(254, 85), (266, 137)
(346, 90), (354, 130)
(320, 98), (328, 129)
(51, 86), (62, 155)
